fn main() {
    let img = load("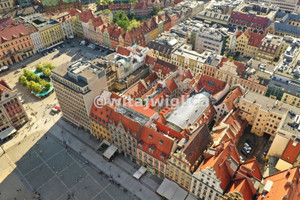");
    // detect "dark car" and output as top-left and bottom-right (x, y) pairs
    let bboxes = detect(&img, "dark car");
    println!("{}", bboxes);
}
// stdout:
(21, 65), (26, 68)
